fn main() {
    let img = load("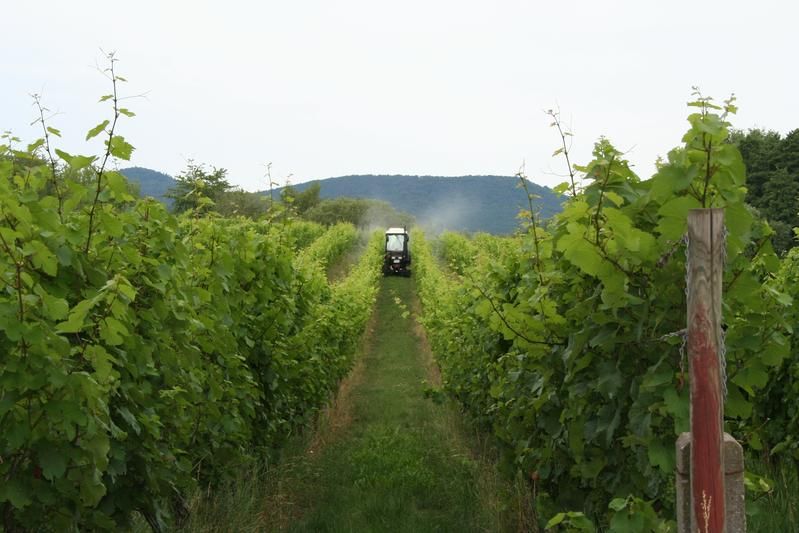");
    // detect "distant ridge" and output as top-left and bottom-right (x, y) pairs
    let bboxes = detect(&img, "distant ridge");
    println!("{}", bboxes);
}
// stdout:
(275, 175), (563, 234)
(120, 167), (176, 205)
(118, 168), (564, 234)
